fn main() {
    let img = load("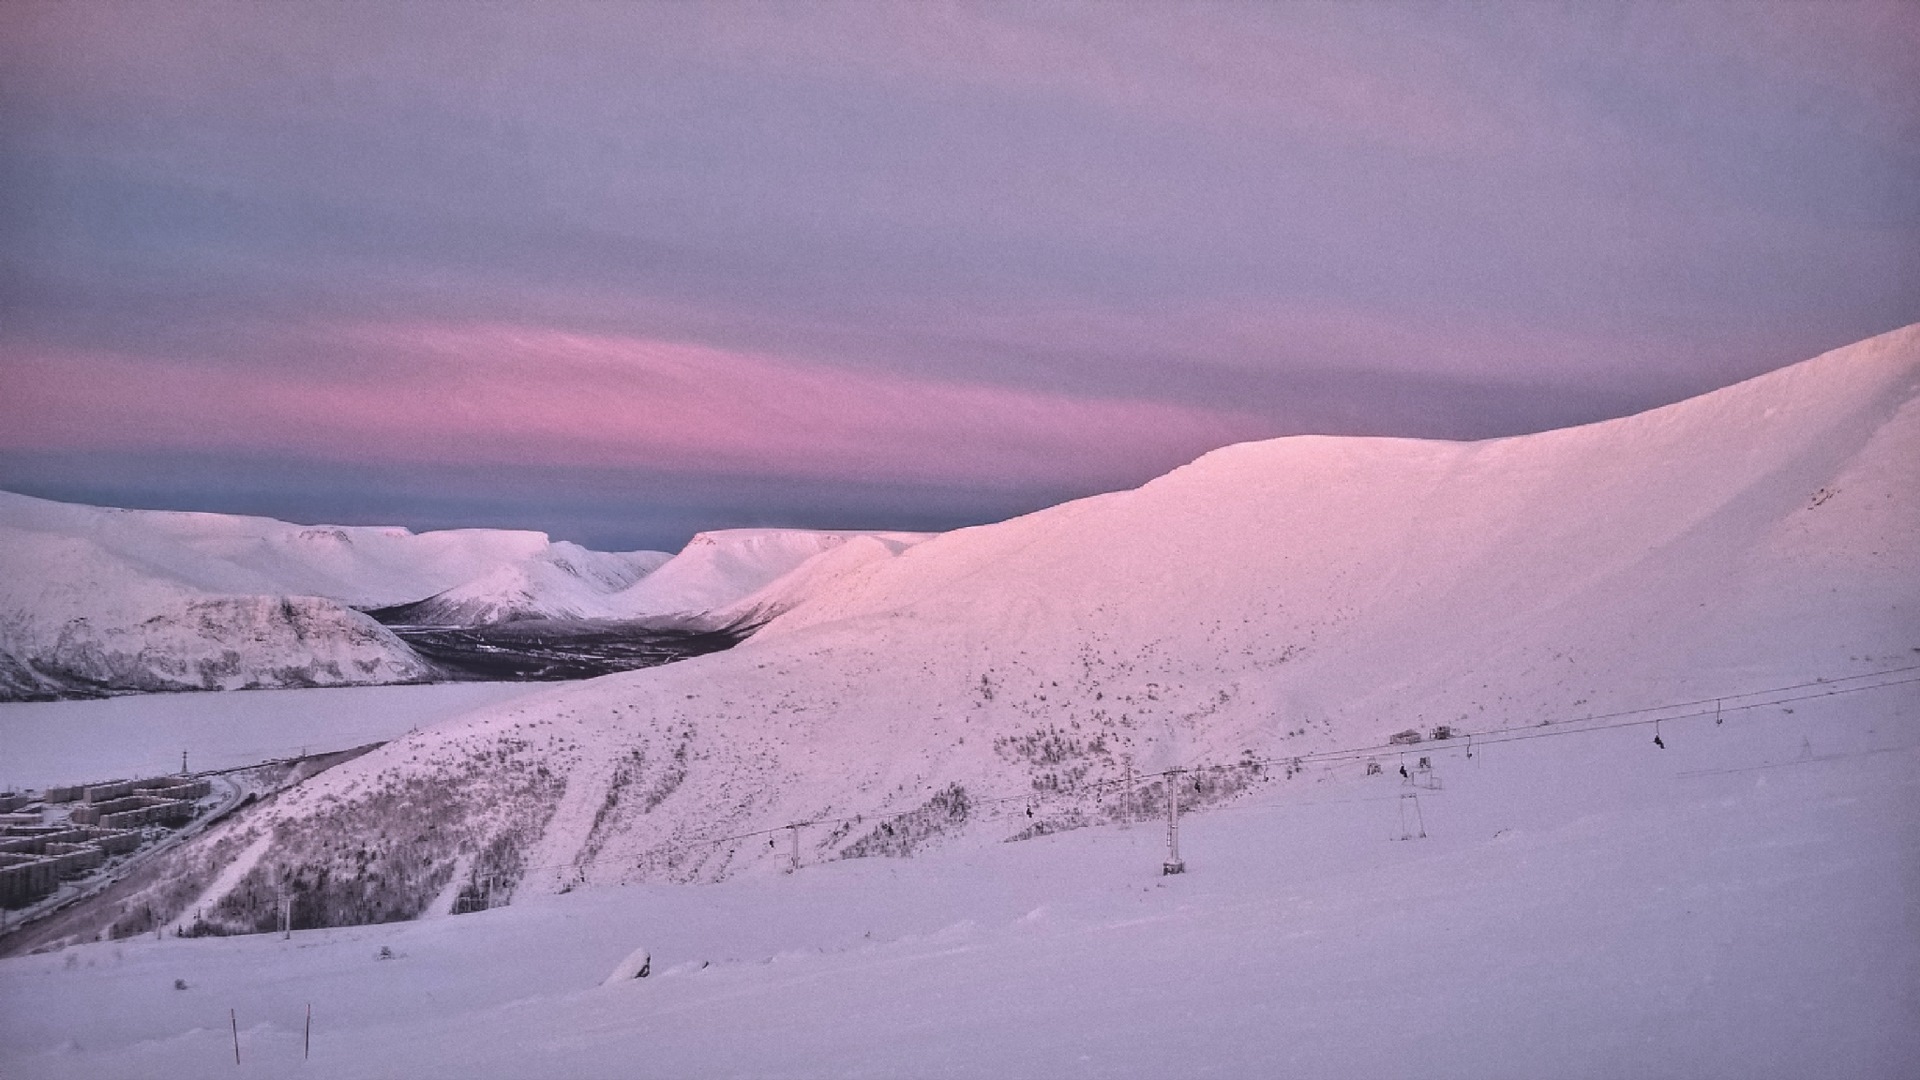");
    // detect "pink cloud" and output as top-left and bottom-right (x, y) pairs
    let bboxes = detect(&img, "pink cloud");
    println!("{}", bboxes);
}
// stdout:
(0, 323), (1282, 490)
